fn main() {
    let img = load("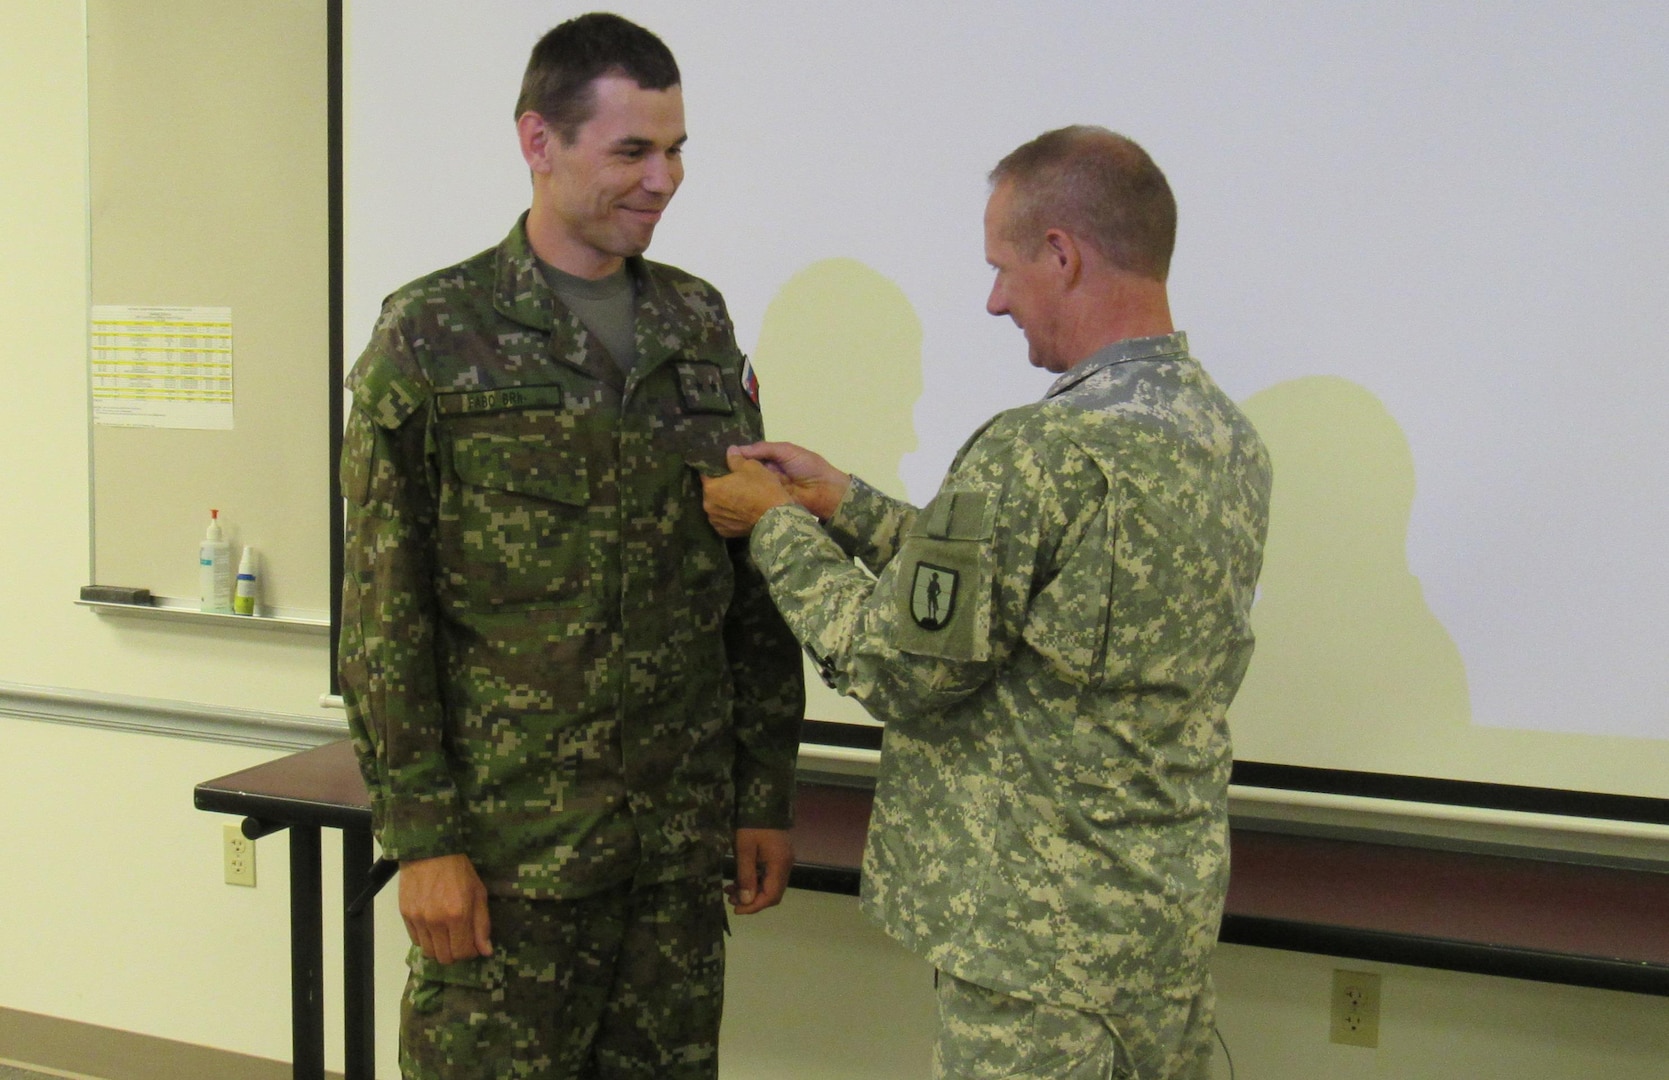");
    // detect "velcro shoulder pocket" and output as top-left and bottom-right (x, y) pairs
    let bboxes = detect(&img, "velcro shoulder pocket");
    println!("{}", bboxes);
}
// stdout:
(889, 490), (994, 661)
(340, 411), (377, 507)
